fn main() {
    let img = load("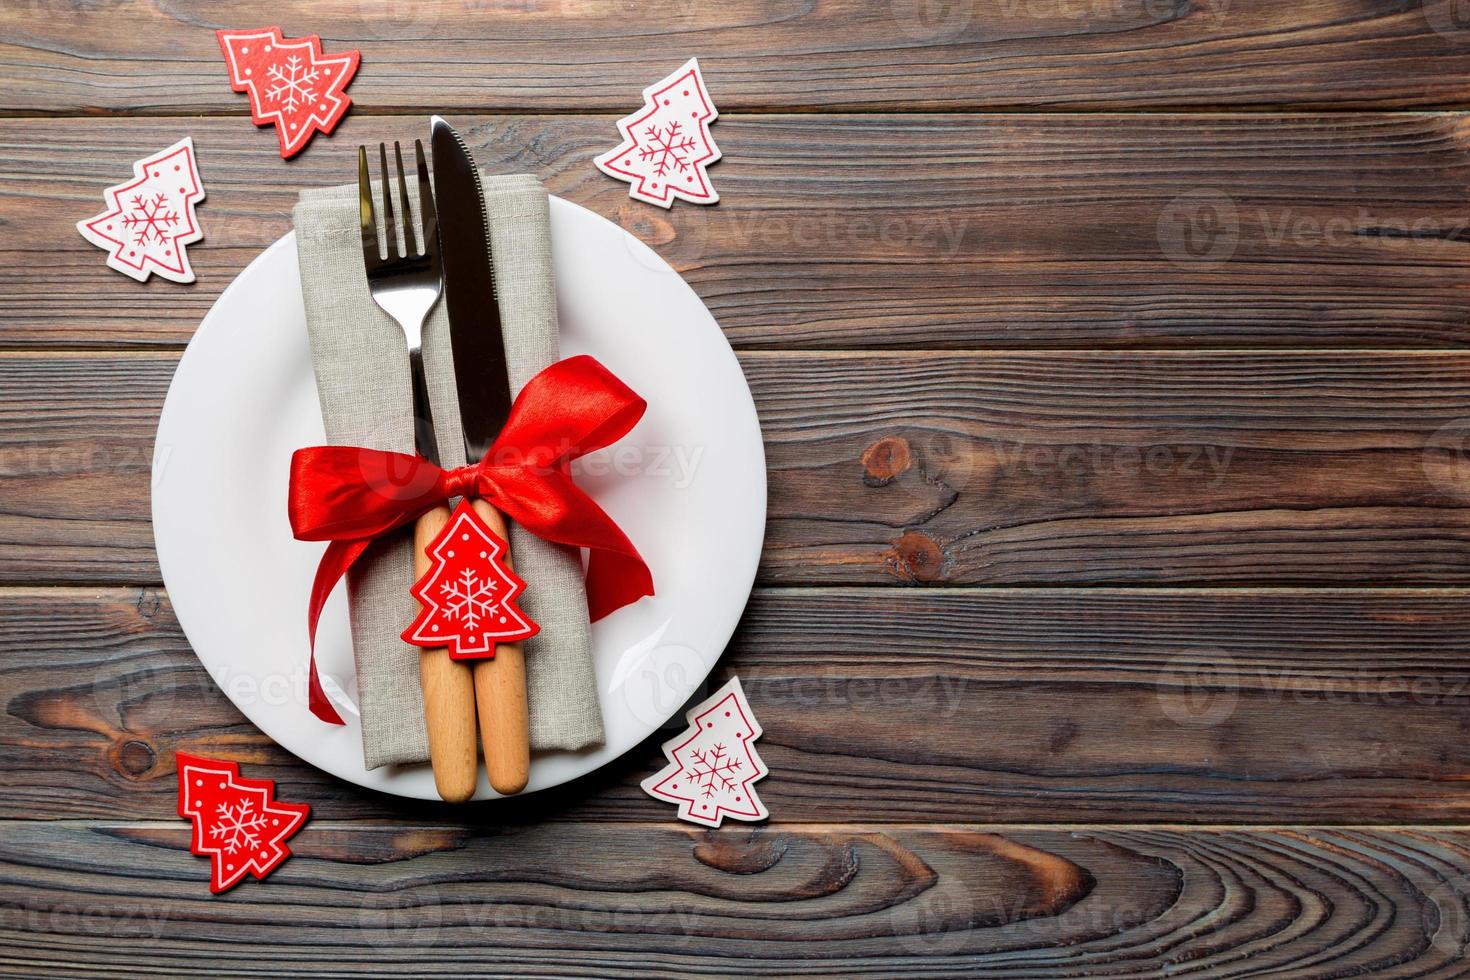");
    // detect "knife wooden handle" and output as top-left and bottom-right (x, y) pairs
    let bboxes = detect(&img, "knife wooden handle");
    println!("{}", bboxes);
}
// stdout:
(414, 504), (480, 803)
(470, 498), (531, 795)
